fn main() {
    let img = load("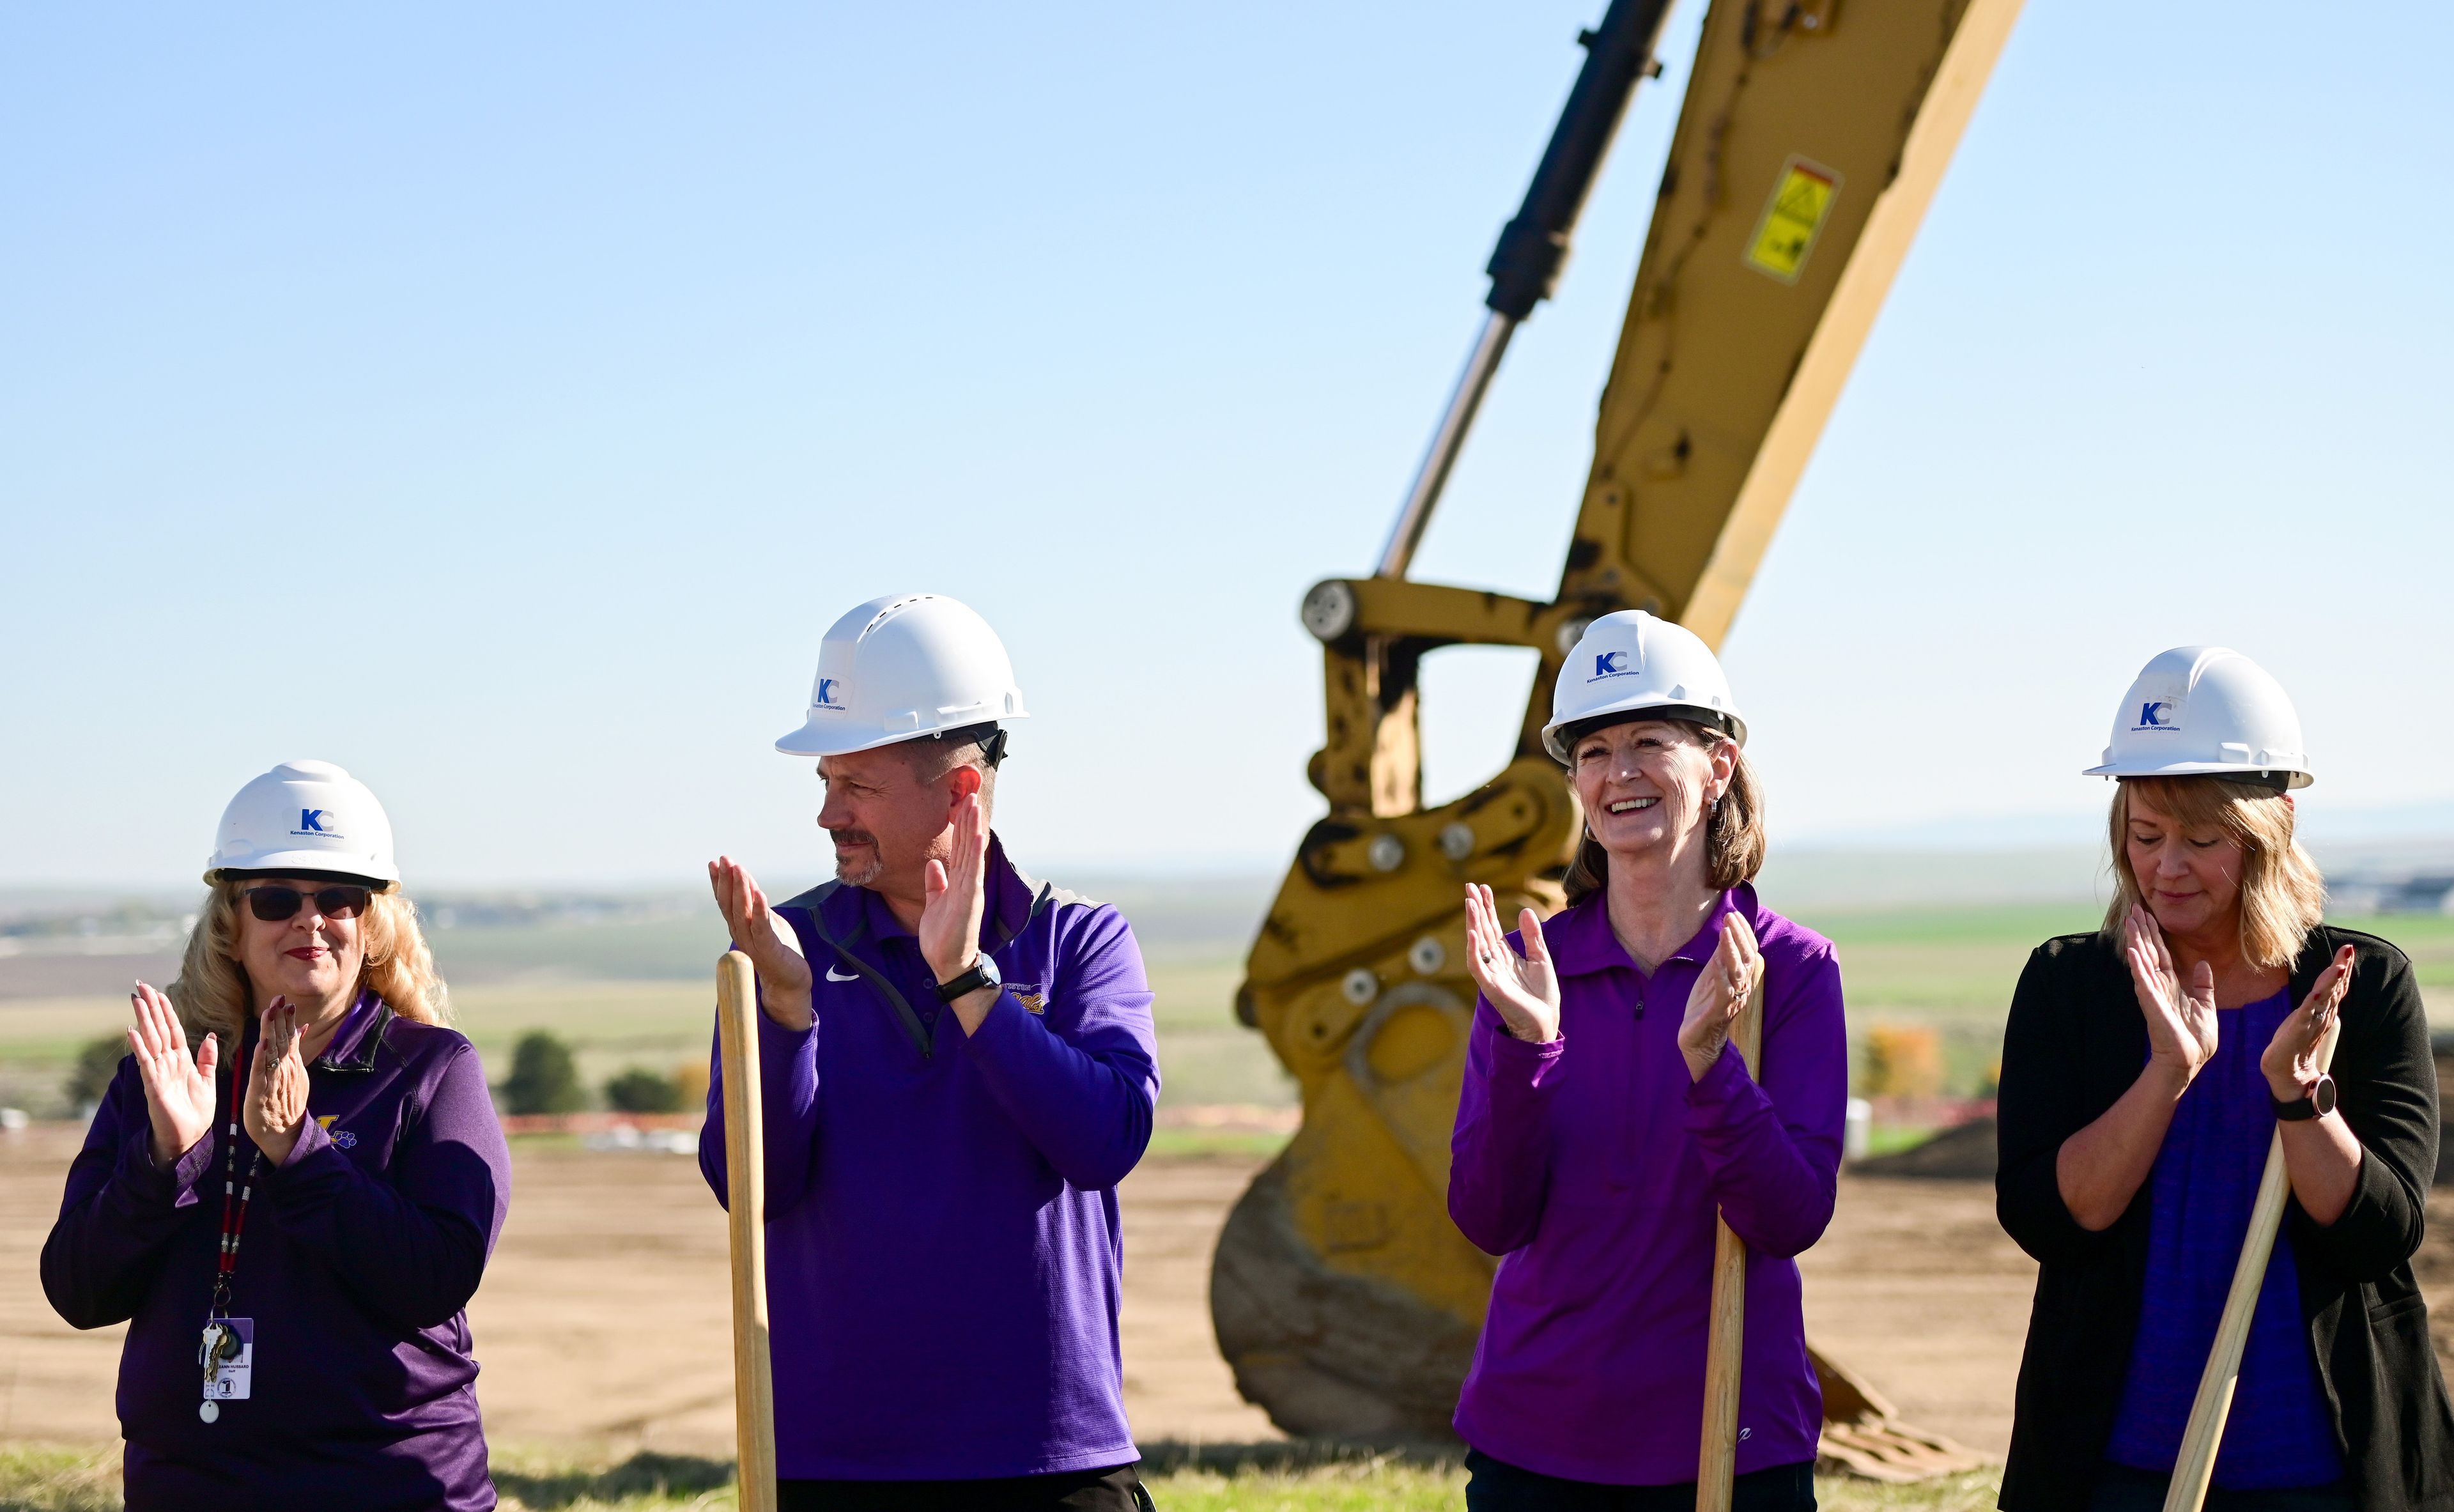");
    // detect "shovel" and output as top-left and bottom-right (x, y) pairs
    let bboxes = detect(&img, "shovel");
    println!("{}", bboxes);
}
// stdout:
(2159, 1016), (2341, 1512)
(718, 950), (778, 1512)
